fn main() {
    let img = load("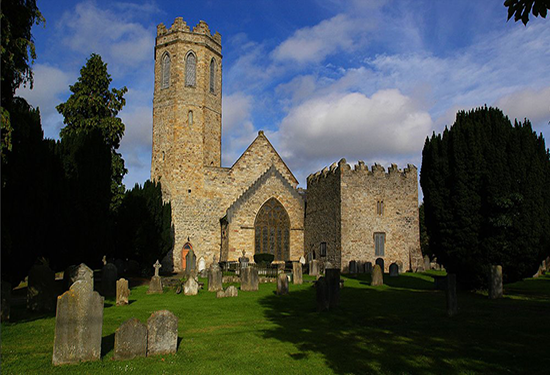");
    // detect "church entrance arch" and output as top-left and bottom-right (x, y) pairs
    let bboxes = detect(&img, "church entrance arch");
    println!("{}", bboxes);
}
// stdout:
(182, 243), (192, 271)
(254, 198), (290, 261)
